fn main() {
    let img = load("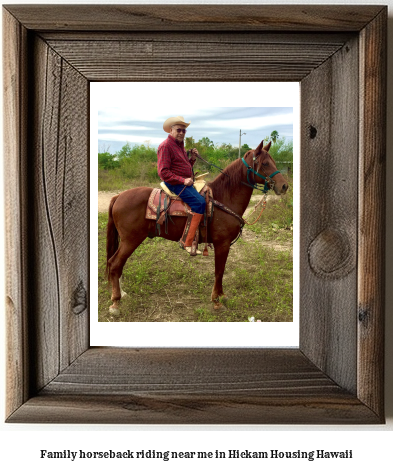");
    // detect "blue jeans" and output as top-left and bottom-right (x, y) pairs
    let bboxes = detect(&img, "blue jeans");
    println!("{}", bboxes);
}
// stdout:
(165, 182), (206, 214)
